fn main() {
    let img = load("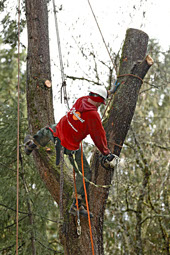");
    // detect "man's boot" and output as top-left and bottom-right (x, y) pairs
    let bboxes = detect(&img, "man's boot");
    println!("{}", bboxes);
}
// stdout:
(24, 135), (37, 155)
(69, 198), (93, 218)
